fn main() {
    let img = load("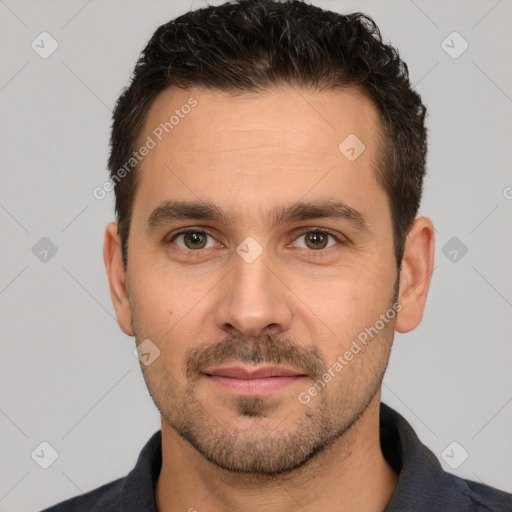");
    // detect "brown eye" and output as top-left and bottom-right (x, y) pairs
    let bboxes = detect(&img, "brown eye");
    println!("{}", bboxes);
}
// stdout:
(183, 232), (207, 249)
(294, 230), (338, 251)
(172, 230), (215, 250)
(304, 232), (328, 250)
